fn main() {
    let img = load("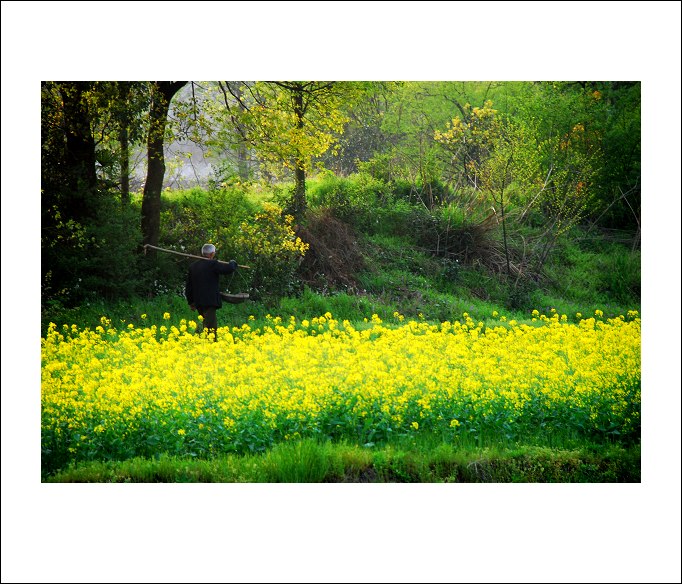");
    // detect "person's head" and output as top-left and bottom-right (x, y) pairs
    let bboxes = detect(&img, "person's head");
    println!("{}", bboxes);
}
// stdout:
(201, 243), (216, 258)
